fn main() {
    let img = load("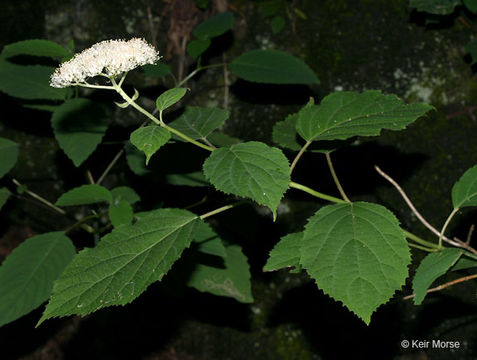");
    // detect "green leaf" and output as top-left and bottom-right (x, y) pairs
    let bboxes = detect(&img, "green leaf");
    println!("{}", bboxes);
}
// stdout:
(23, 104), (58, 112)
(125, 143), (151, 176)
(0, 137), (19, 178)
(193, 220), (227, 258)
(260, 0), (282, 17)
(264, 232), (303, 272)
(130, 126), (170, 165)
(203, 141), (290, 219)
(463, 0), (477, 13)
(187, 39), (211, 58)
(0, 60), (67, 100)
(465, 40), (477, 65)
(1, 39), (70, 59)
(192, 11), (235, 40)
(0, 232), (74, 327)
(140, 63), (172, 78)
(271, 16), (286, 34)
(195, 0), (211, 9)
(110, 186), (140, 205)
(272, 113), (301, 151)
(230, 49), (319, 84)
(156, 88), (188, 112)
(296, 90), (434, 142)
(56, 184), (112, 206)
(300, 202), (410, 324)
(165, 171), (210, 187)
(208, 132), (242, 146)
(0, 188), (11, 211)
(410, 0), (460, 14)
(451, 256), (477, 271)
(187, 245), (253, 303)
(109, 200), (133, 228)
(38, 208), (198, 324)
(169, 106), (229, 141)
(51, 98), (109, 167)
(412, 248), (463, 305)
(452, 165), (477, 208)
